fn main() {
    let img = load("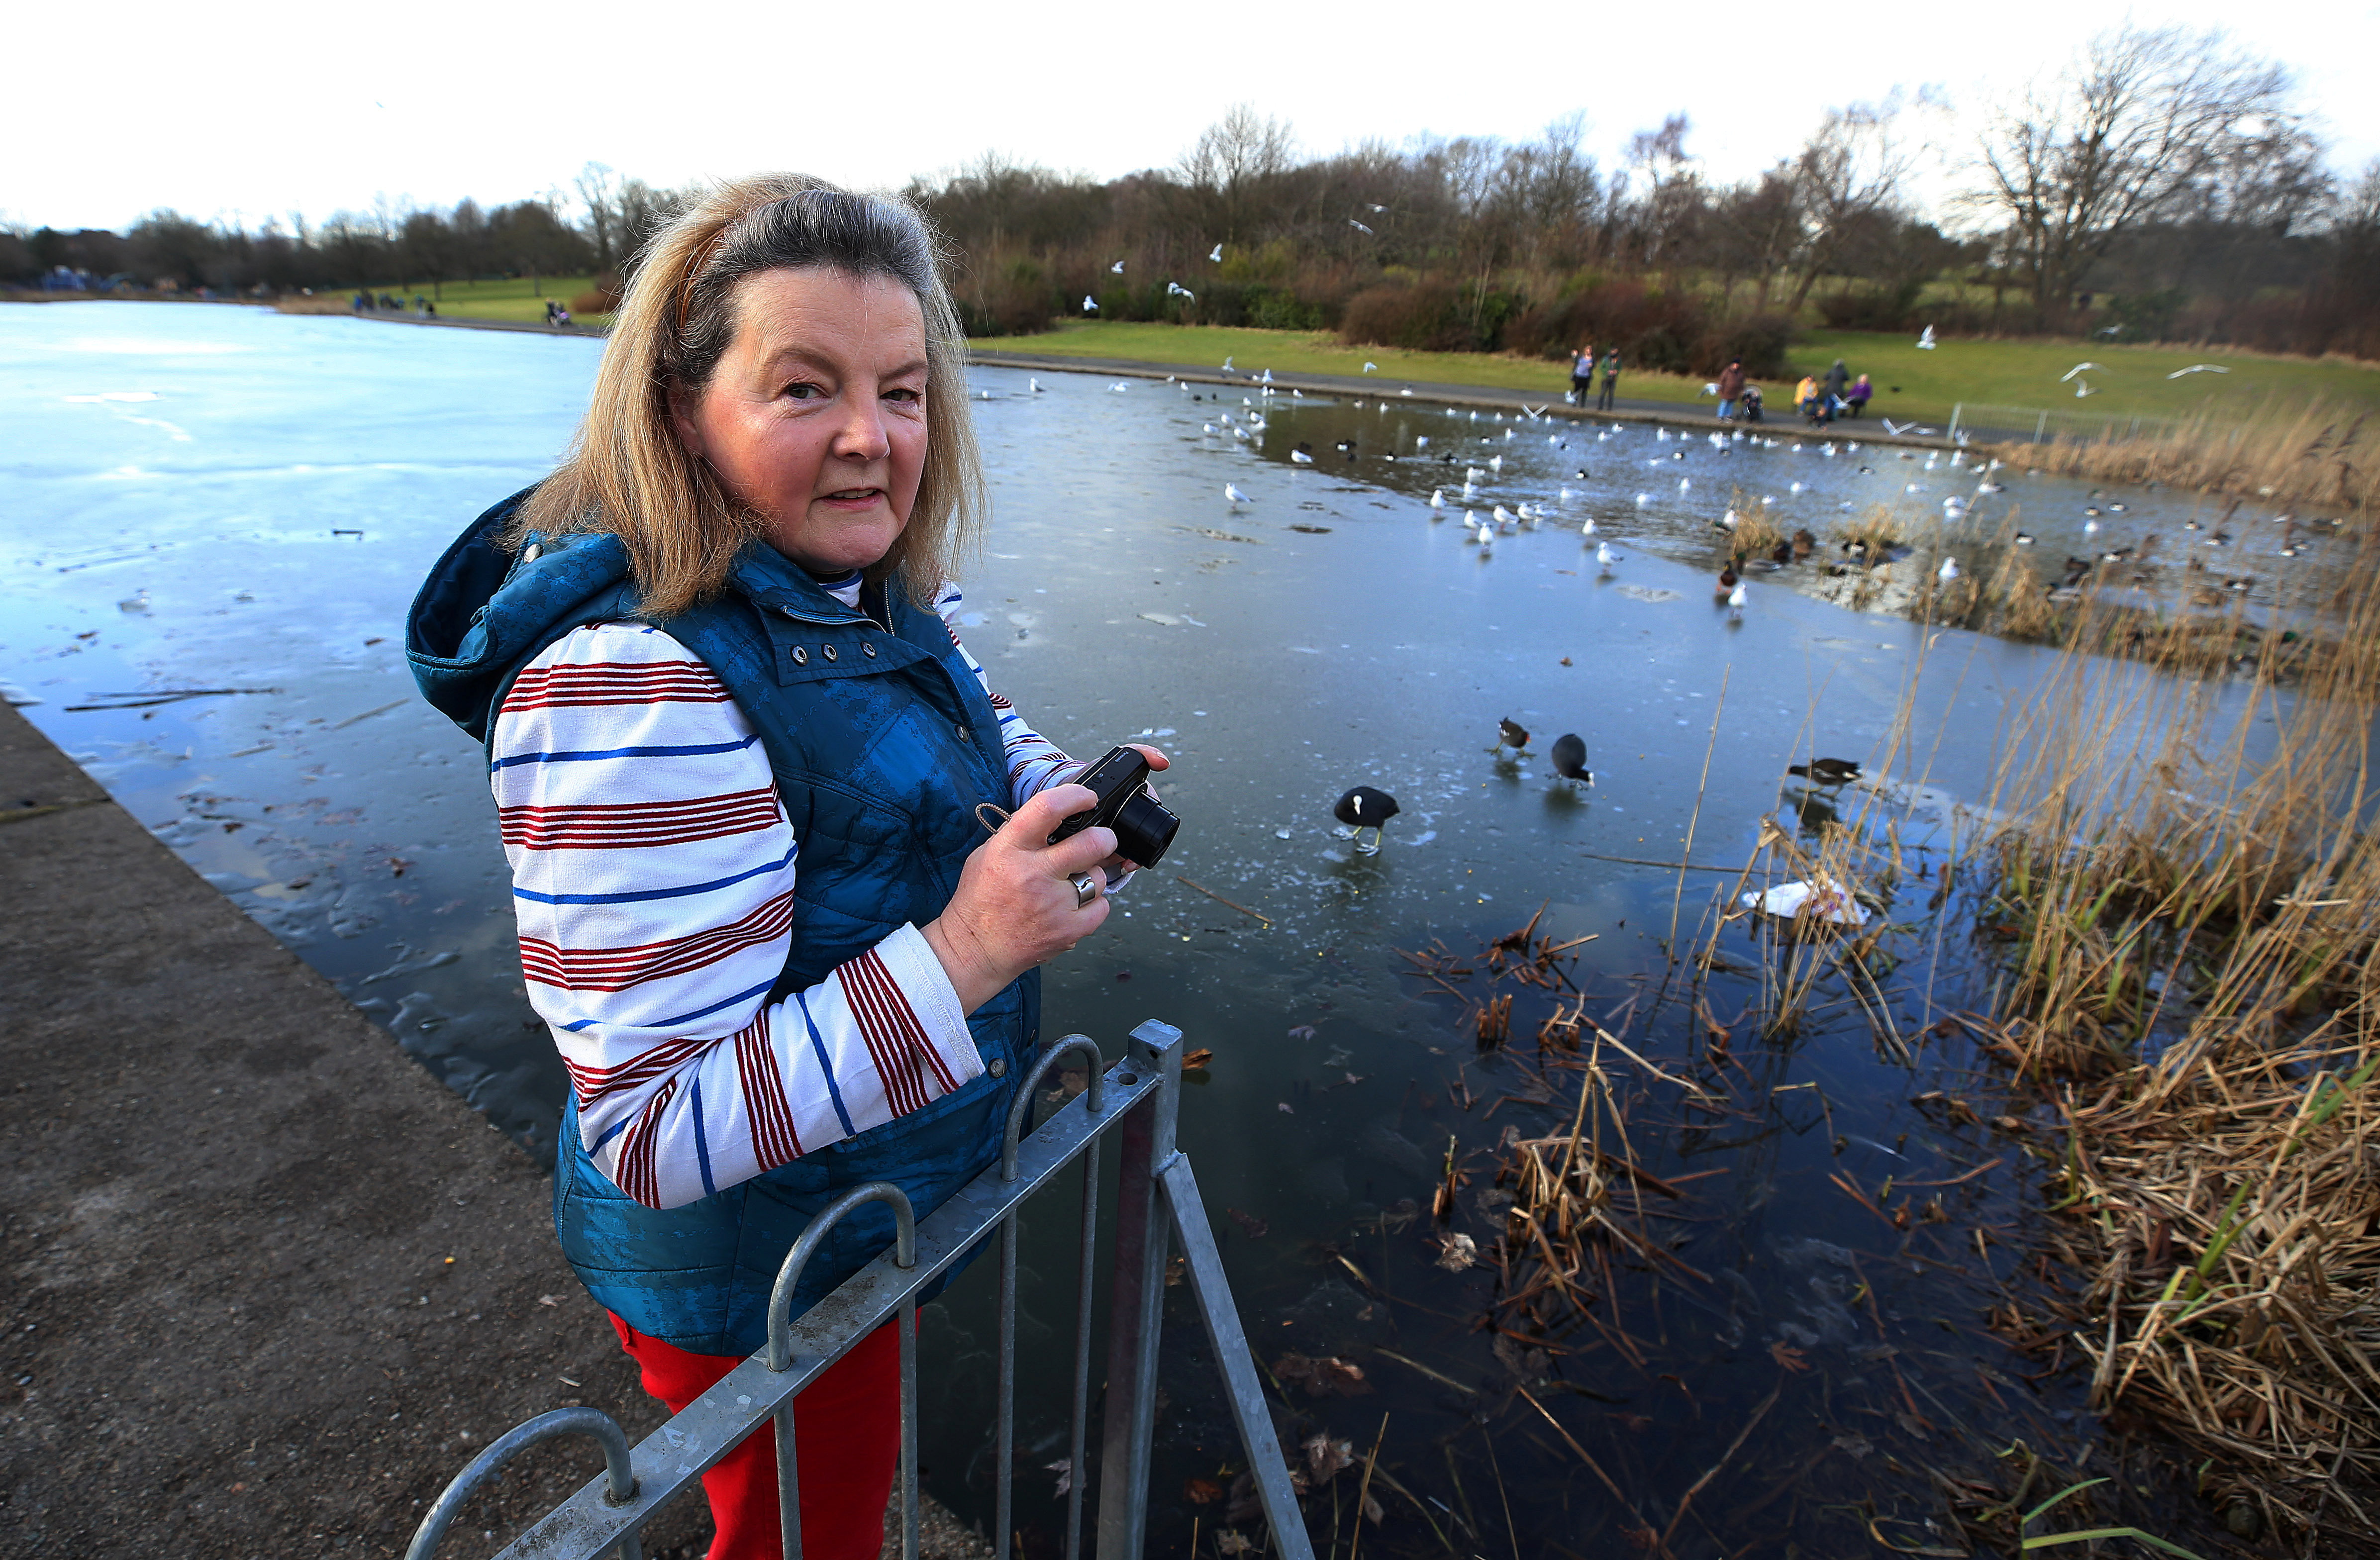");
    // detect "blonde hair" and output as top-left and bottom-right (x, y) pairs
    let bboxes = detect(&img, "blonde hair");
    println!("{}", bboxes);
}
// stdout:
(515, 174), (984, 618)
